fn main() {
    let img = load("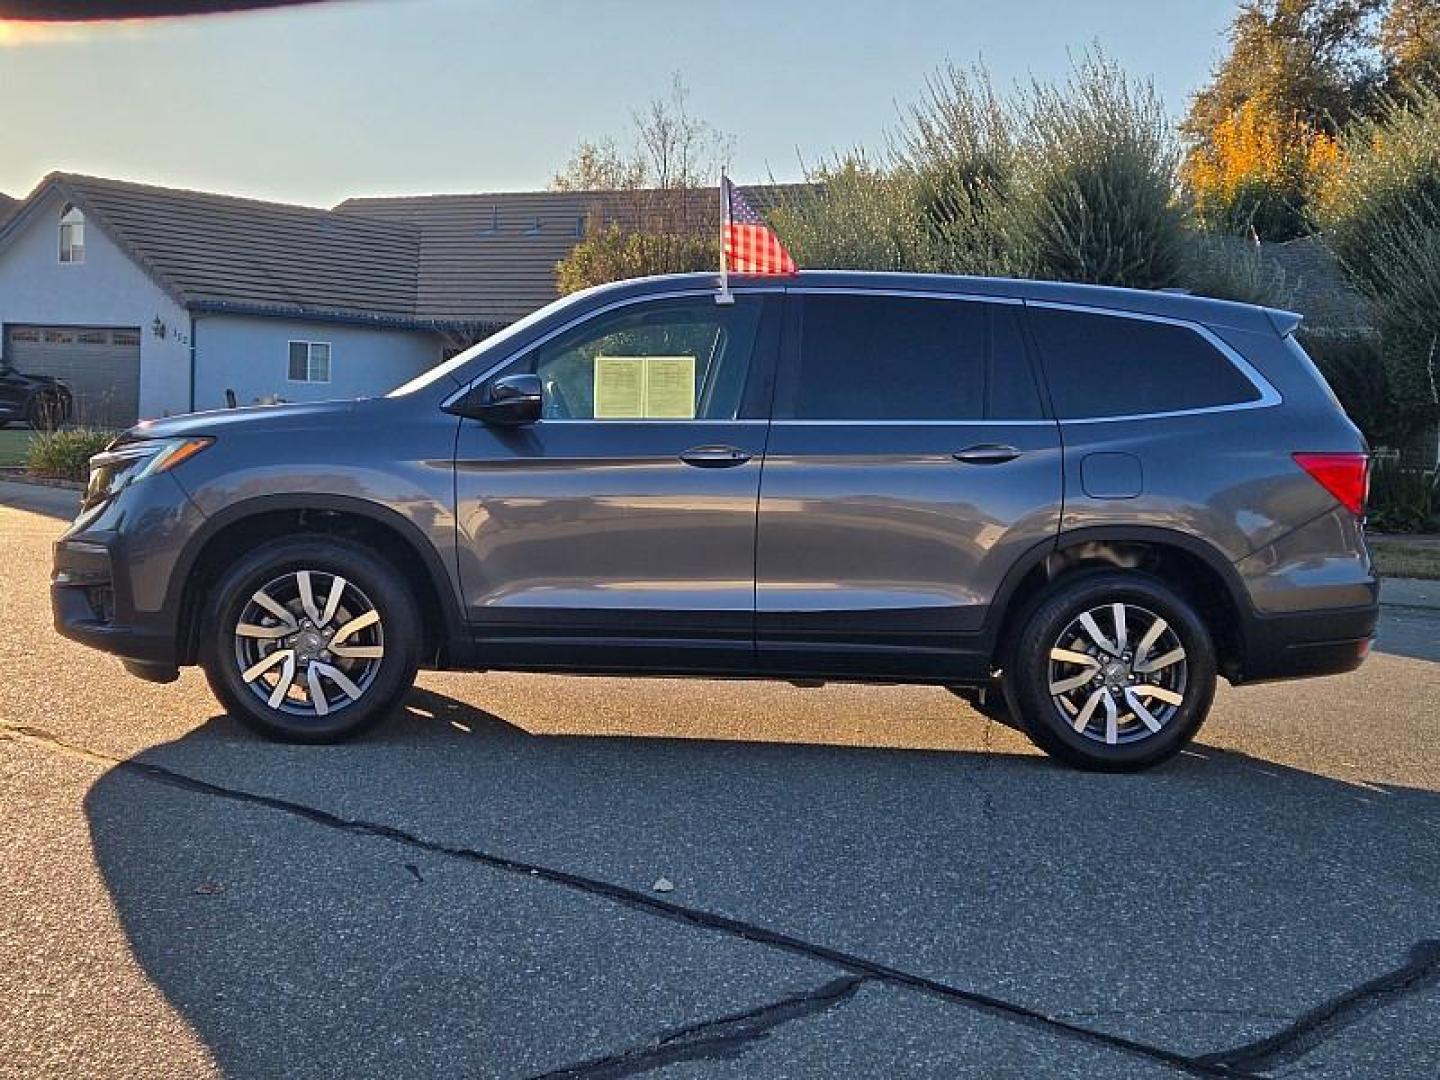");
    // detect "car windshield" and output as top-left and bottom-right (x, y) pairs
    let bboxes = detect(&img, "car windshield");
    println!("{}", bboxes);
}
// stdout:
(386, 289), (598, 397)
